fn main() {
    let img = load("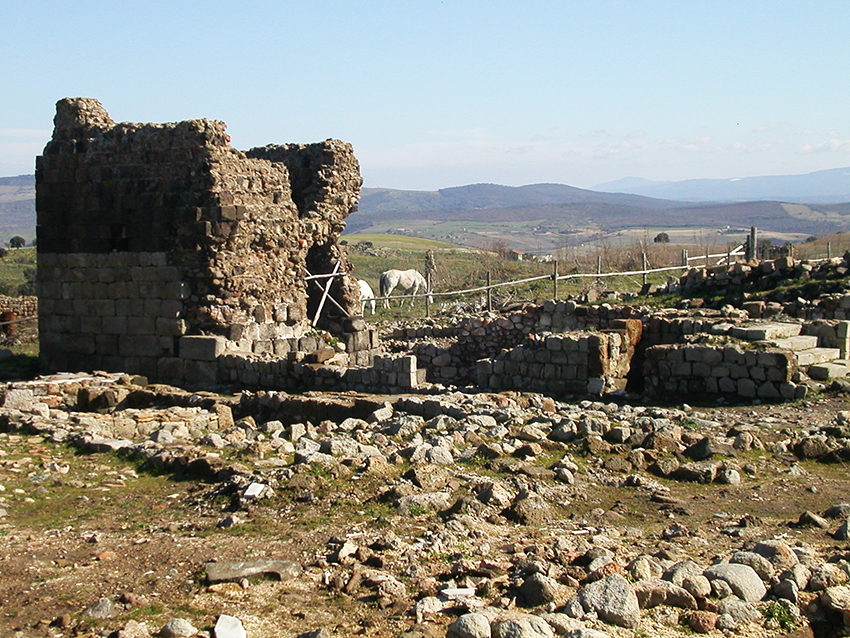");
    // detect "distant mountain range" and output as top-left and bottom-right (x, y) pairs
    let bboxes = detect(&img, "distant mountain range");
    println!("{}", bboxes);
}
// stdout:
(5, 167), (850, 250)
(592, 167), (850, 203)
(0, 175), (36, 242)
(354, 178), (850, 241)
